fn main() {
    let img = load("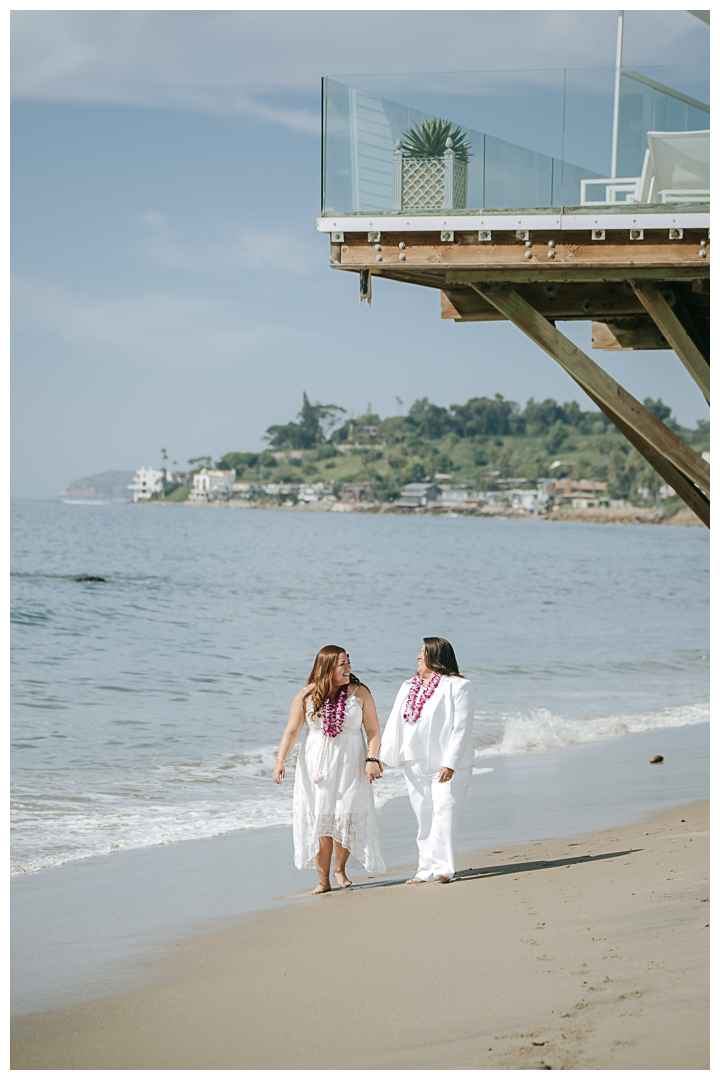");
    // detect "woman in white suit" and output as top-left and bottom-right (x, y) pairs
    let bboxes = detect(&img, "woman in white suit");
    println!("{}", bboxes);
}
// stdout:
(380, 637), (475, 884)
